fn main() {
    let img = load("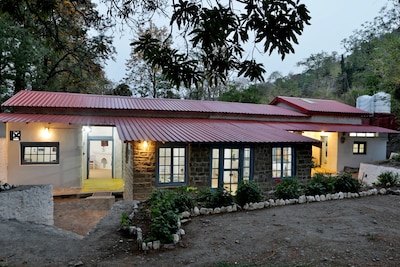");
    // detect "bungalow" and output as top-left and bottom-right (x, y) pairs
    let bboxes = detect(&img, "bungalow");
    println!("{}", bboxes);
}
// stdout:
(0, 90), (397, 200)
